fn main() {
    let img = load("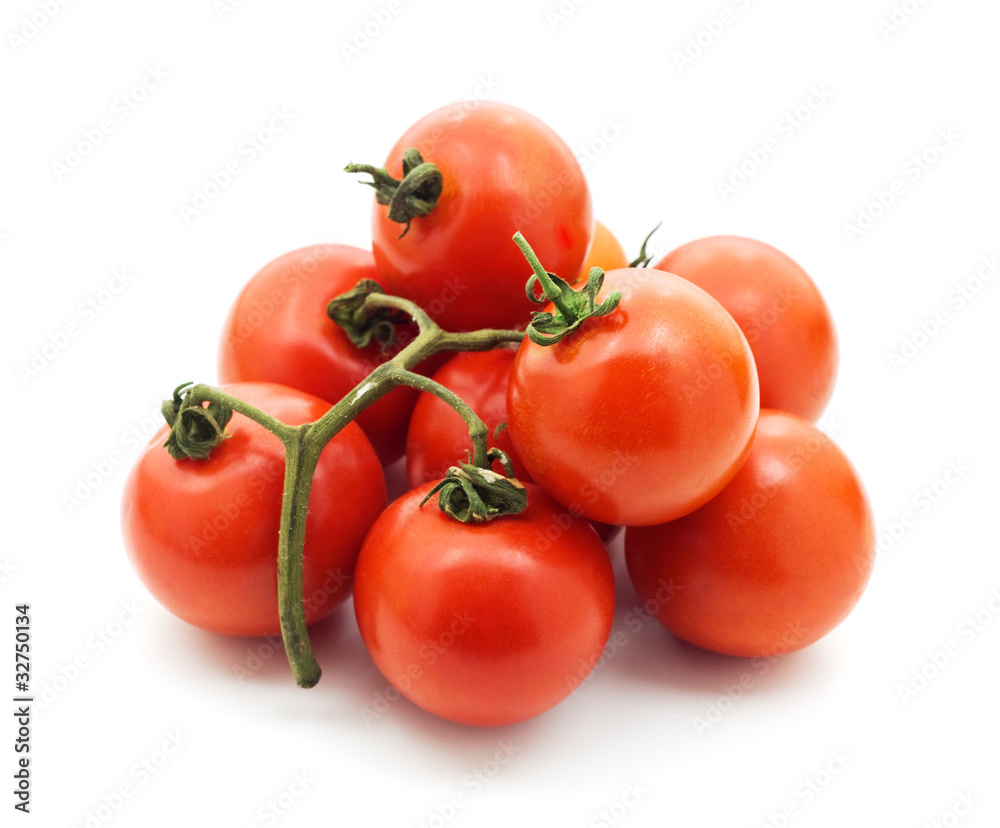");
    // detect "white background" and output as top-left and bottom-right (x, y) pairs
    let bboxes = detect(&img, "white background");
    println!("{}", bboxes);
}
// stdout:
(4, 0), (999, 826)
